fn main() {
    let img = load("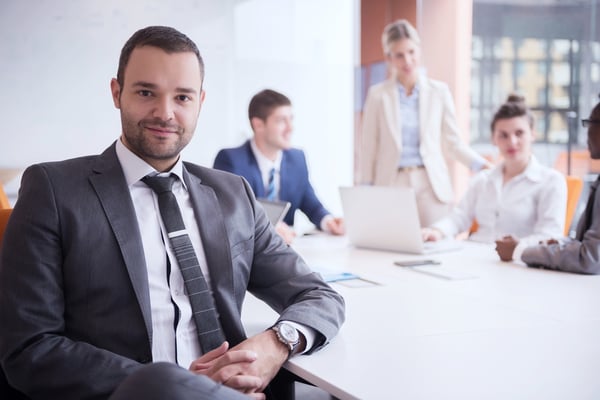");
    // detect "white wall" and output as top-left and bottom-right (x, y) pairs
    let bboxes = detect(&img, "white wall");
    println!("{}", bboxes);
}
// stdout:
(0, 0), (355, 216)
